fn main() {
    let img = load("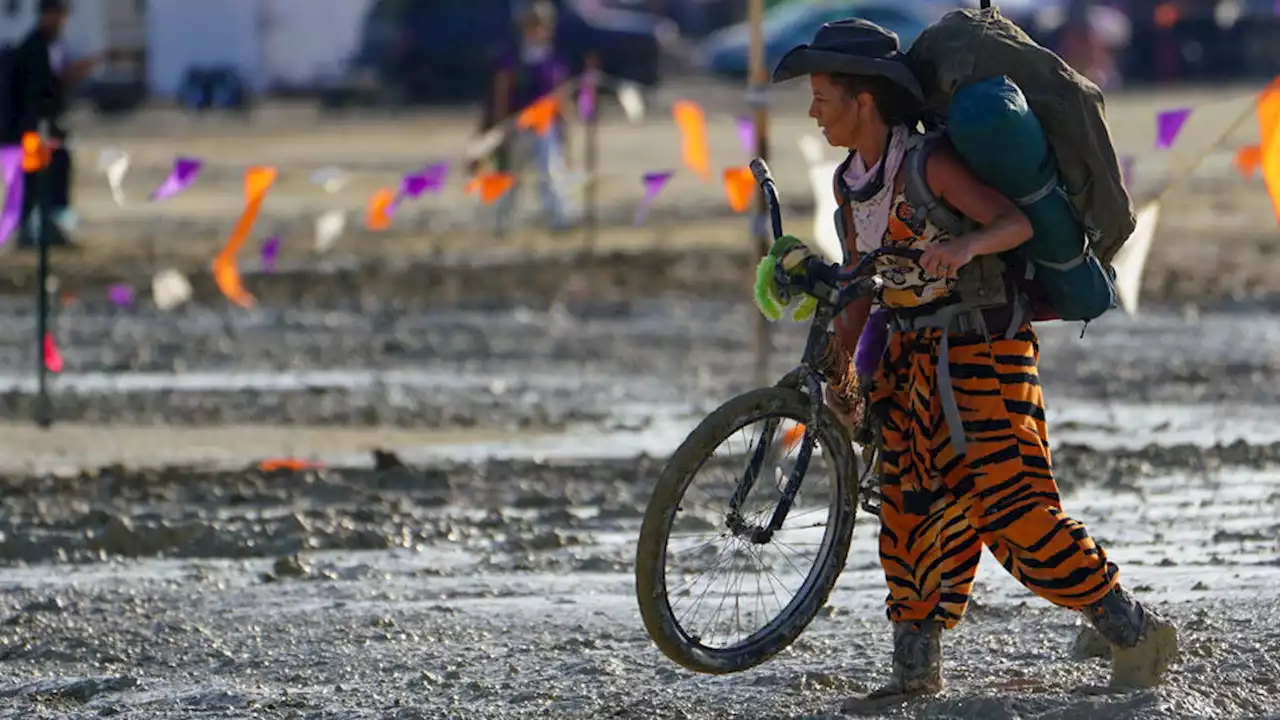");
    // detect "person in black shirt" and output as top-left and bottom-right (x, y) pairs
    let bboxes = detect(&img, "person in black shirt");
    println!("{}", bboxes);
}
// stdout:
(3, 0), (104, 248)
